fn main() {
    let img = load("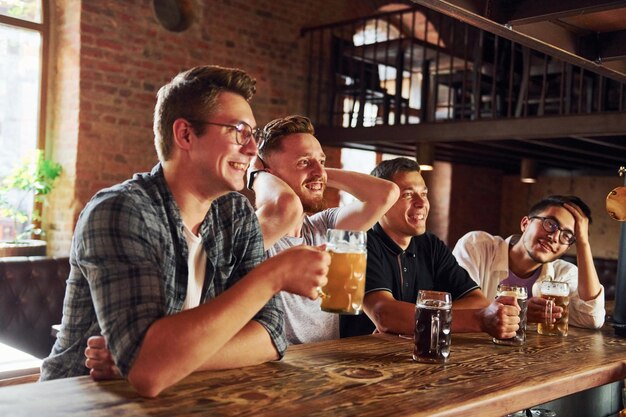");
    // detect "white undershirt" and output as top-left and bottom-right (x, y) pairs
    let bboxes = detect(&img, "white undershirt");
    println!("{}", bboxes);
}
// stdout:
(181, 224), (207, 310)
